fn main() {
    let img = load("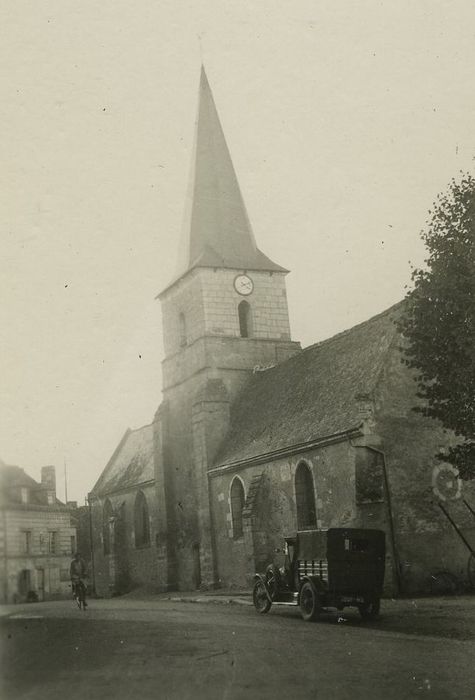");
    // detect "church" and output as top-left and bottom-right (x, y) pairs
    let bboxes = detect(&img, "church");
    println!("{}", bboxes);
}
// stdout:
(88, 68), (475, 598)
